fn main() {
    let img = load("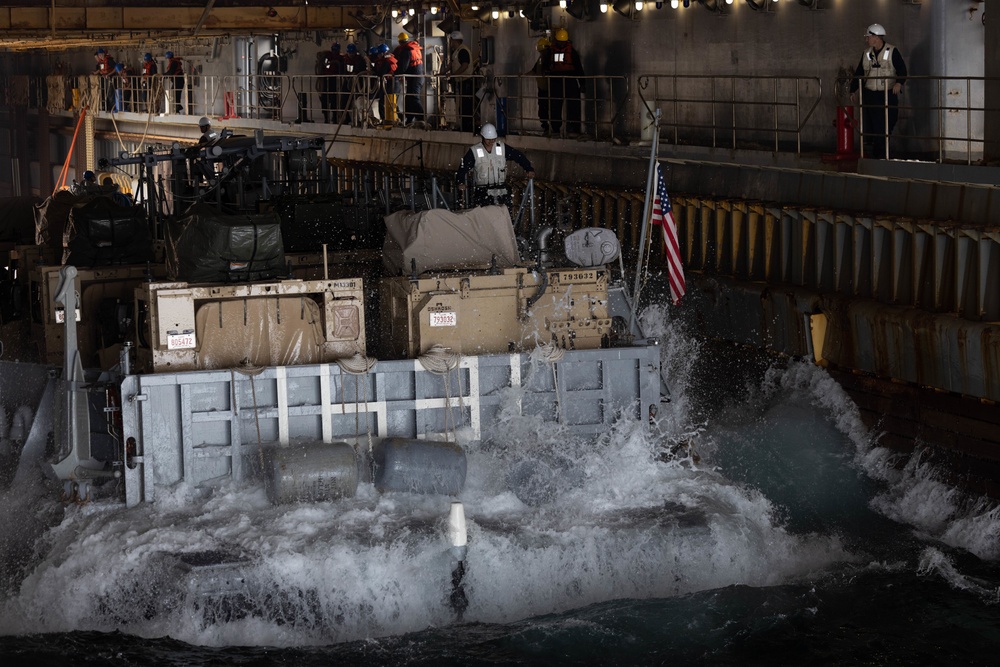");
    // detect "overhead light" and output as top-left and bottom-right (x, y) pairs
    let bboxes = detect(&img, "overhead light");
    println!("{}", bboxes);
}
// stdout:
(391, 8), (399, 17)
(600, 1), (608, 11)
(559, 0), (567, 7)
(635, 0), (643, 8)
(492, 7), (499, 18)
(431, 5), (439, 13)
(471, 3), (479, 8)
(508, 9), (515, 17)
(519, 8), (525, 16)
(671, 0), (678, 7)
(409, 6), (416, 15)
(655, 1), (663, 7)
